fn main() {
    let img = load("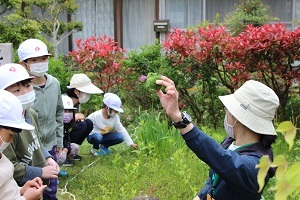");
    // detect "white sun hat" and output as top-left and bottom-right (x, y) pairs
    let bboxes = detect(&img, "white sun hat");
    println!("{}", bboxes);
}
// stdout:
(103, 93), (124, 113)
(18, 38), (51, 61)
(0, 90), (34, 130)
(61, 94), (77, 110)
(0, 63), (34, 90)
(219, 80), (279, 135)
(67, 74), (103, 94)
